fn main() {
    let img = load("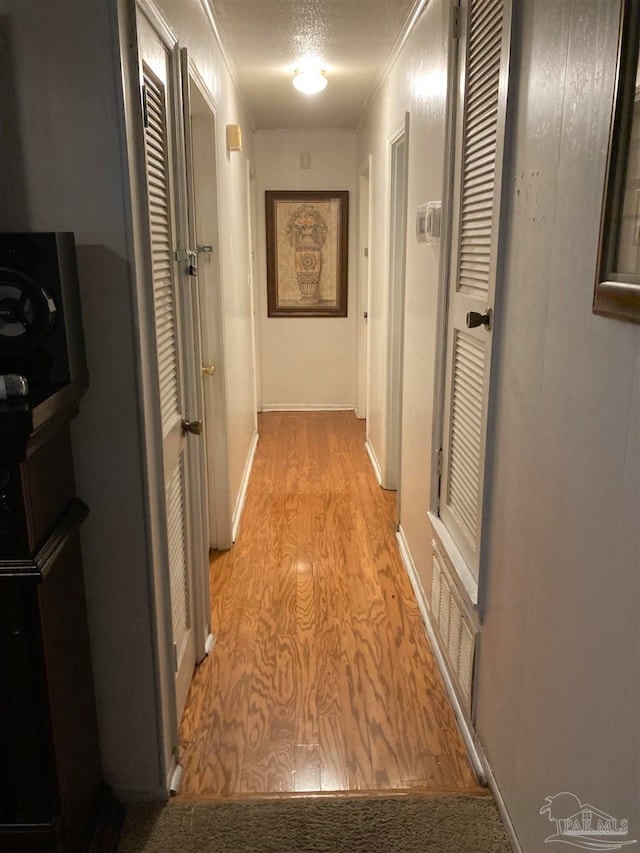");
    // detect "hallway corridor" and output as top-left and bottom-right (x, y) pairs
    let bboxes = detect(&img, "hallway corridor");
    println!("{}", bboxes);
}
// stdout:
(177, 412), (480, 798)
